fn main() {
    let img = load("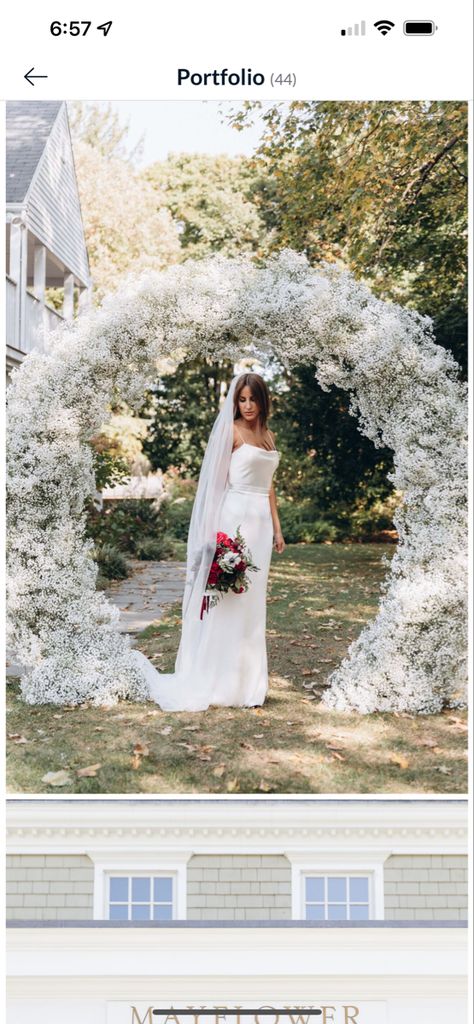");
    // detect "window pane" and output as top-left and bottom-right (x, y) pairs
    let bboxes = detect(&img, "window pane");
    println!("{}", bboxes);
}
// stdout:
(328, 877), (346, 902)
(109, 877), (128, 902)
(350, 904), (369, 921)
(305, 877), (324, 902)
(328, 904), (347, 921)
(349, 877), (369, 903)
(131, 903), (150, 921)
(132, 877), (150, 902)
(305, 903), (325, 920)
(109, 904), (128, 921)
(154, 877), (173, 902)
(153, 903), (173, 921)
